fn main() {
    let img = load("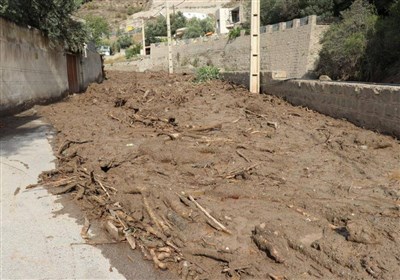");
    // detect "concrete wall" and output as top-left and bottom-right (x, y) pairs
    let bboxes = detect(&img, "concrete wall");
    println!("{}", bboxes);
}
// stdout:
(131, 16), (328, 78)
(0, 17), (69, 115)
(80, 44), (104, 90)
(0, 17), (104, 116)
(222, 71), (400, 138)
